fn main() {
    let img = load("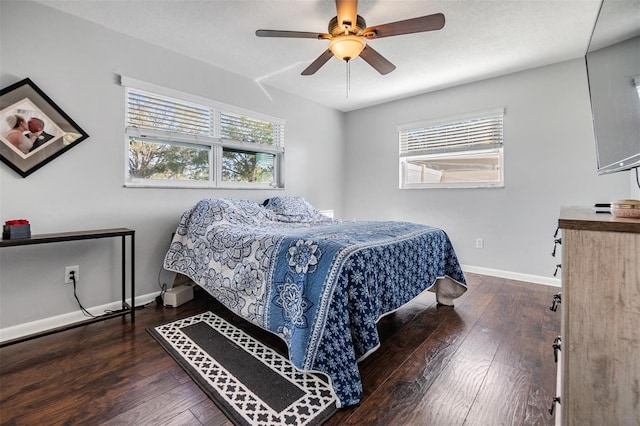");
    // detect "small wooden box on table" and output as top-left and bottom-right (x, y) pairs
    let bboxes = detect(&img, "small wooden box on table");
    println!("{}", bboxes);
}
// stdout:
(0, 228), (135, 346)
